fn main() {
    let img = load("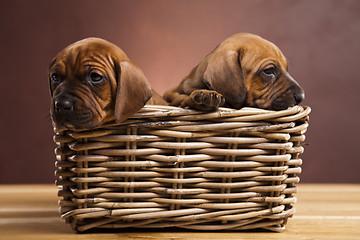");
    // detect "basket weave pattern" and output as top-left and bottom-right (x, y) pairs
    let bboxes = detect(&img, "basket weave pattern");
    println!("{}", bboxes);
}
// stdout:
(55, 105), (310, 232)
